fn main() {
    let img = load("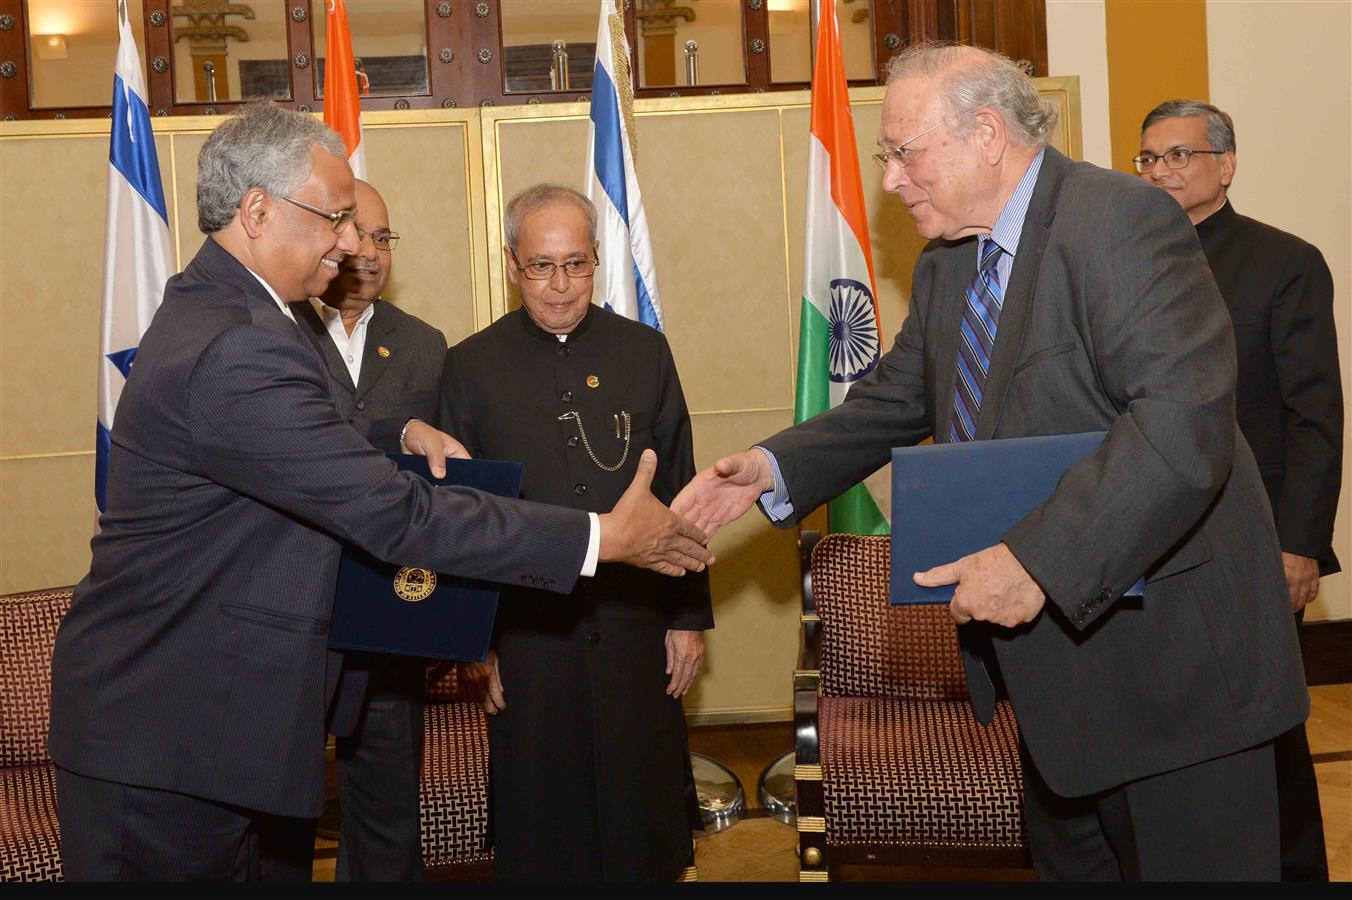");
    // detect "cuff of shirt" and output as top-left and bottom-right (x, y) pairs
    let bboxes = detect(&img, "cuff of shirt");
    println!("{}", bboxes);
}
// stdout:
(754, 446), (795, 523)
(581, 512), (601, 578)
